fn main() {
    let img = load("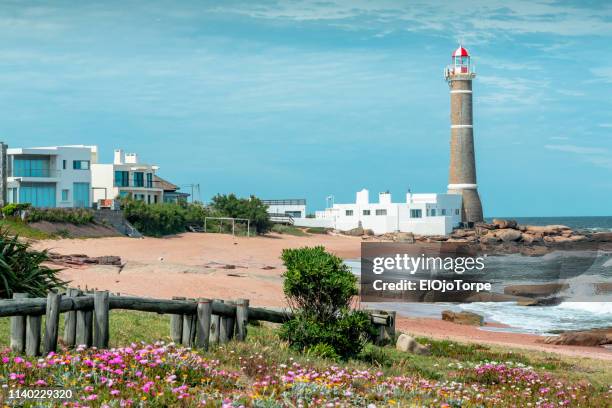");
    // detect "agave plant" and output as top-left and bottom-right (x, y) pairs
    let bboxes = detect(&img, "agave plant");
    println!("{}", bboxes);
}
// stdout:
(0, 229), (67, 298)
